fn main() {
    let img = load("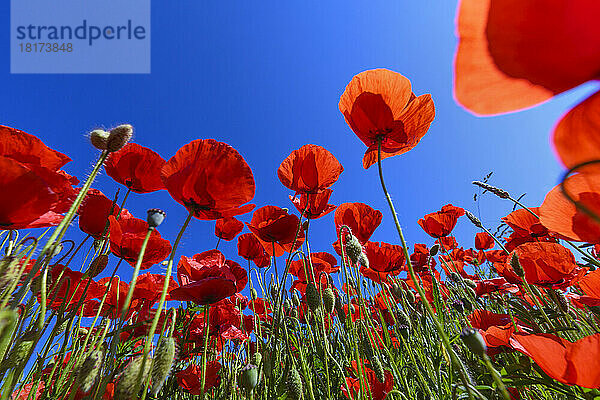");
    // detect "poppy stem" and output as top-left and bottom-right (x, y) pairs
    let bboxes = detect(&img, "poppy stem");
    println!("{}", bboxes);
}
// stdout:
(375, 137), (475, 400)
(119, 228), (153, 317)
(482, 354), (511, 400)
(199, 305), (211, 400)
